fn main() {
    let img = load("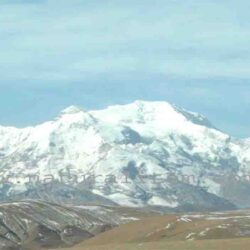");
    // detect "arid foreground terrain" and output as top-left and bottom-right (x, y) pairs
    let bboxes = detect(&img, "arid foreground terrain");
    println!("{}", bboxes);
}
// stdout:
(2, 201), (250, 249)
(52, 239), (250, 250)
(49, 209), (250, 250)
